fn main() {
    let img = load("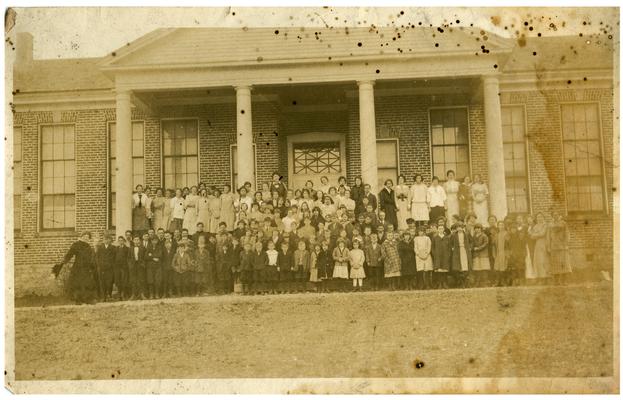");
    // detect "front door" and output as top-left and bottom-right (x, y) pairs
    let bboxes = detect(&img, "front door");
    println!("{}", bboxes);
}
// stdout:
(287, 132), (347, 190)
